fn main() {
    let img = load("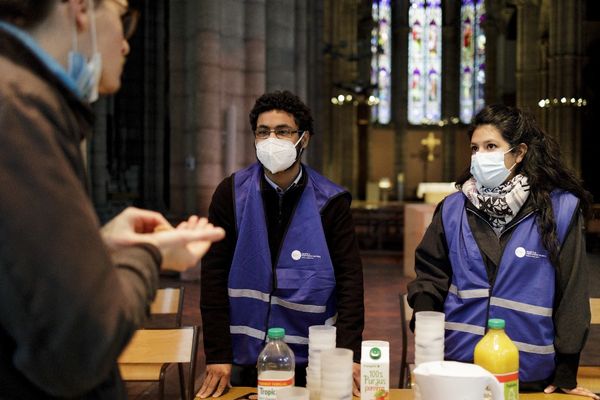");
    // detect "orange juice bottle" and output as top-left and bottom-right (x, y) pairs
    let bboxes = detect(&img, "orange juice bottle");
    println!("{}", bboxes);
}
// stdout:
(474, 318), (519, 400)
